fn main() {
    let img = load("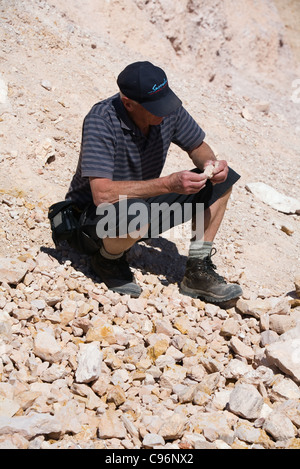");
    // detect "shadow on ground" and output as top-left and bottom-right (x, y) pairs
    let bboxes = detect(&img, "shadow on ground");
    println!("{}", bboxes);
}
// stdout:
(41, 239), (241, 307)
(41, 237), (188, 287)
